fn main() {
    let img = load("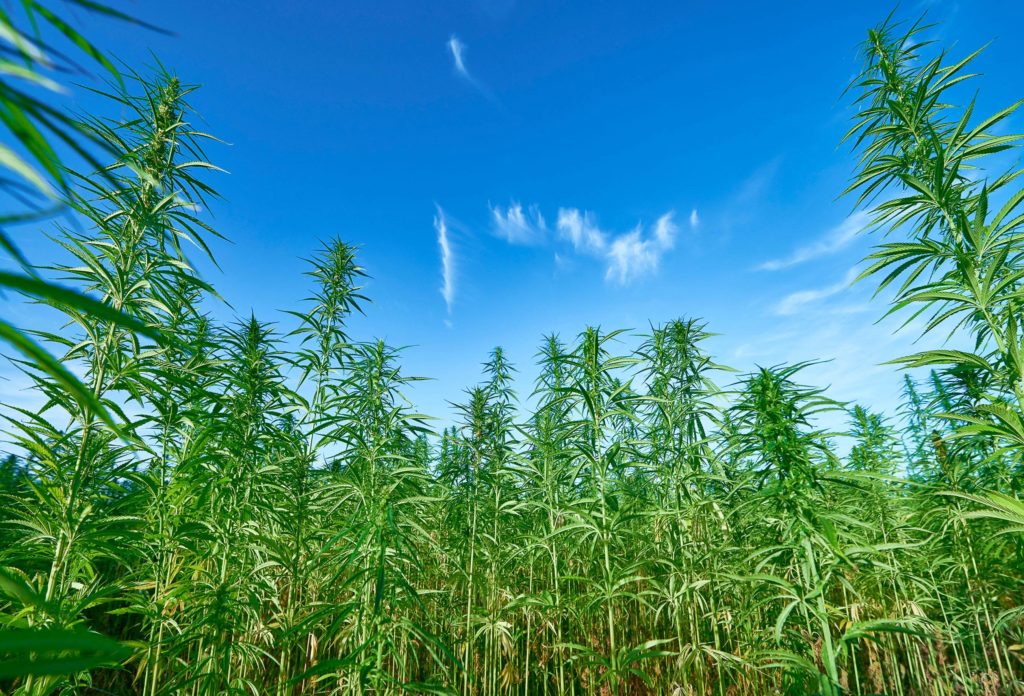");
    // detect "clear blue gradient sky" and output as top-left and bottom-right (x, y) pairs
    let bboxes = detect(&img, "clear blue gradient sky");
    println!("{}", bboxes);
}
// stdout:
(9, 0), (1024, 427)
